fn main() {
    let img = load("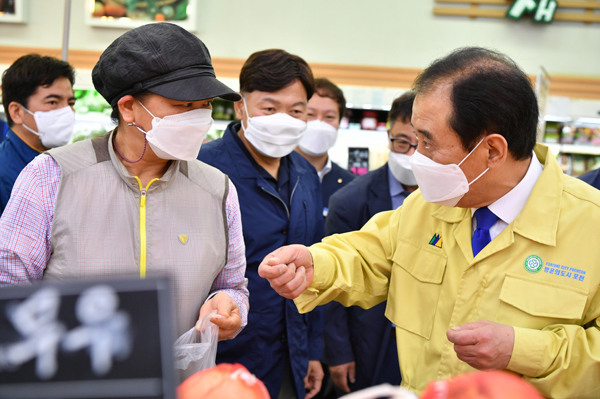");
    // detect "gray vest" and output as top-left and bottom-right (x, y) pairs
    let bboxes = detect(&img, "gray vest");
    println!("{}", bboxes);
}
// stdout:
(45, 131), (229, 336)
